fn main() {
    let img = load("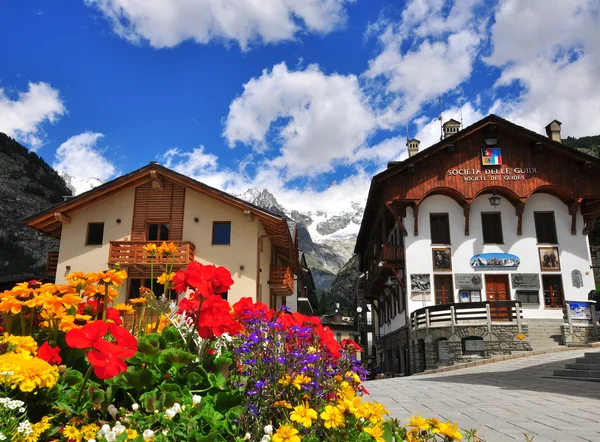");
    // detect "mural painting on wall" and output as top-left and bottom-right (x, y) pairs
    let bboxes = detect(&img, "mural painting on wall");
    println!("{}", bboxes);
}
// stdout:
(432, 248), (452, 271)
(411, 274), (431, 293)
(539, 247), (560, 271)
(569, 301), (592, 320)
(470, 253), (520, 270)
(572, 269), (583, 288)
